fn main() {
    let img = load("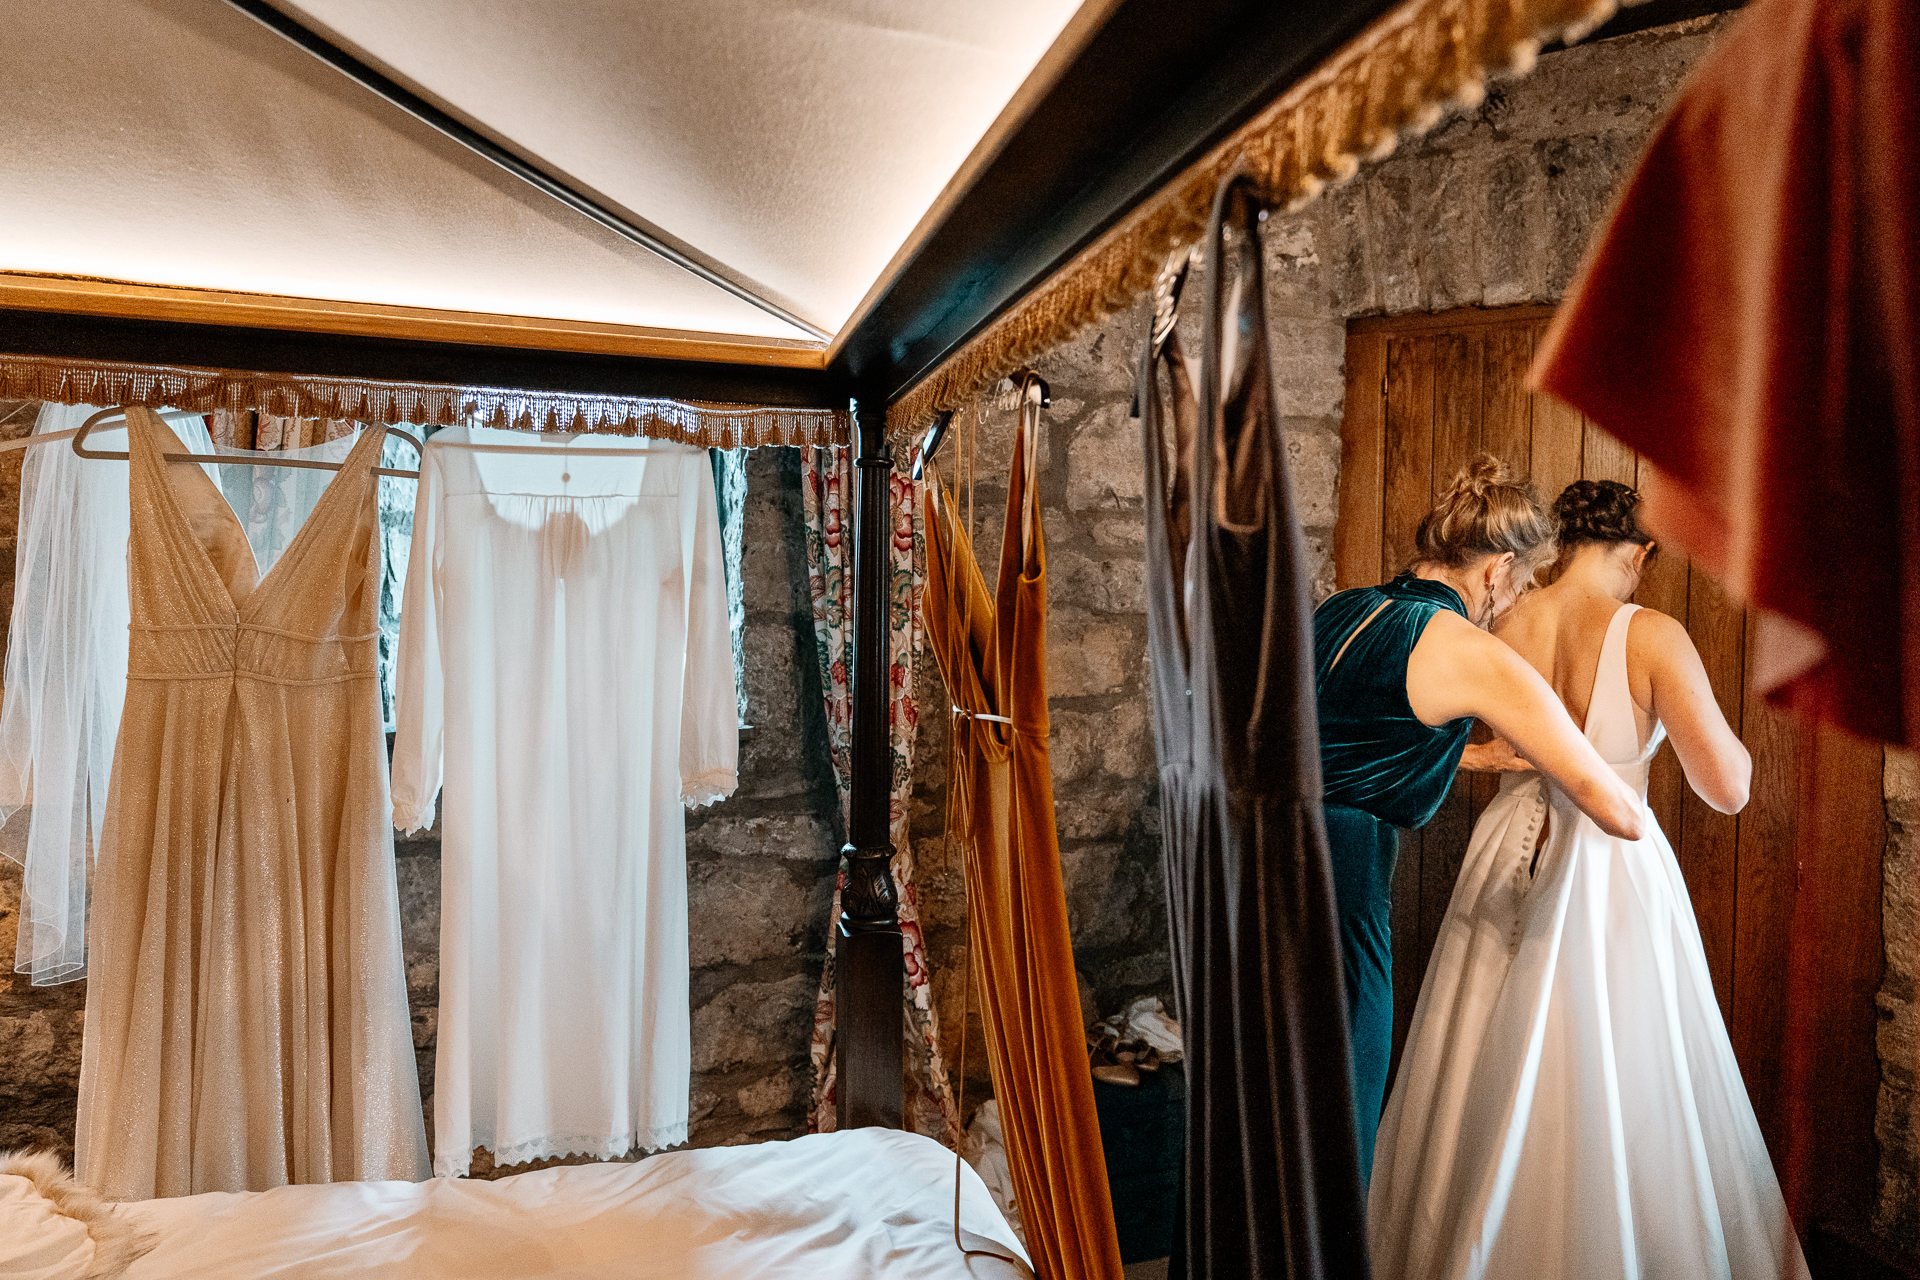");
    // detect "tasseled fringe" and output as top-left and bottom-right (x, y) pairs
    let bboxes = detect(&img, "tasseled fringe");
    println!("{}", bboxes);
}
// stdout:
(885, 0), (1622, 443)
(0, 353), (850, 449)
